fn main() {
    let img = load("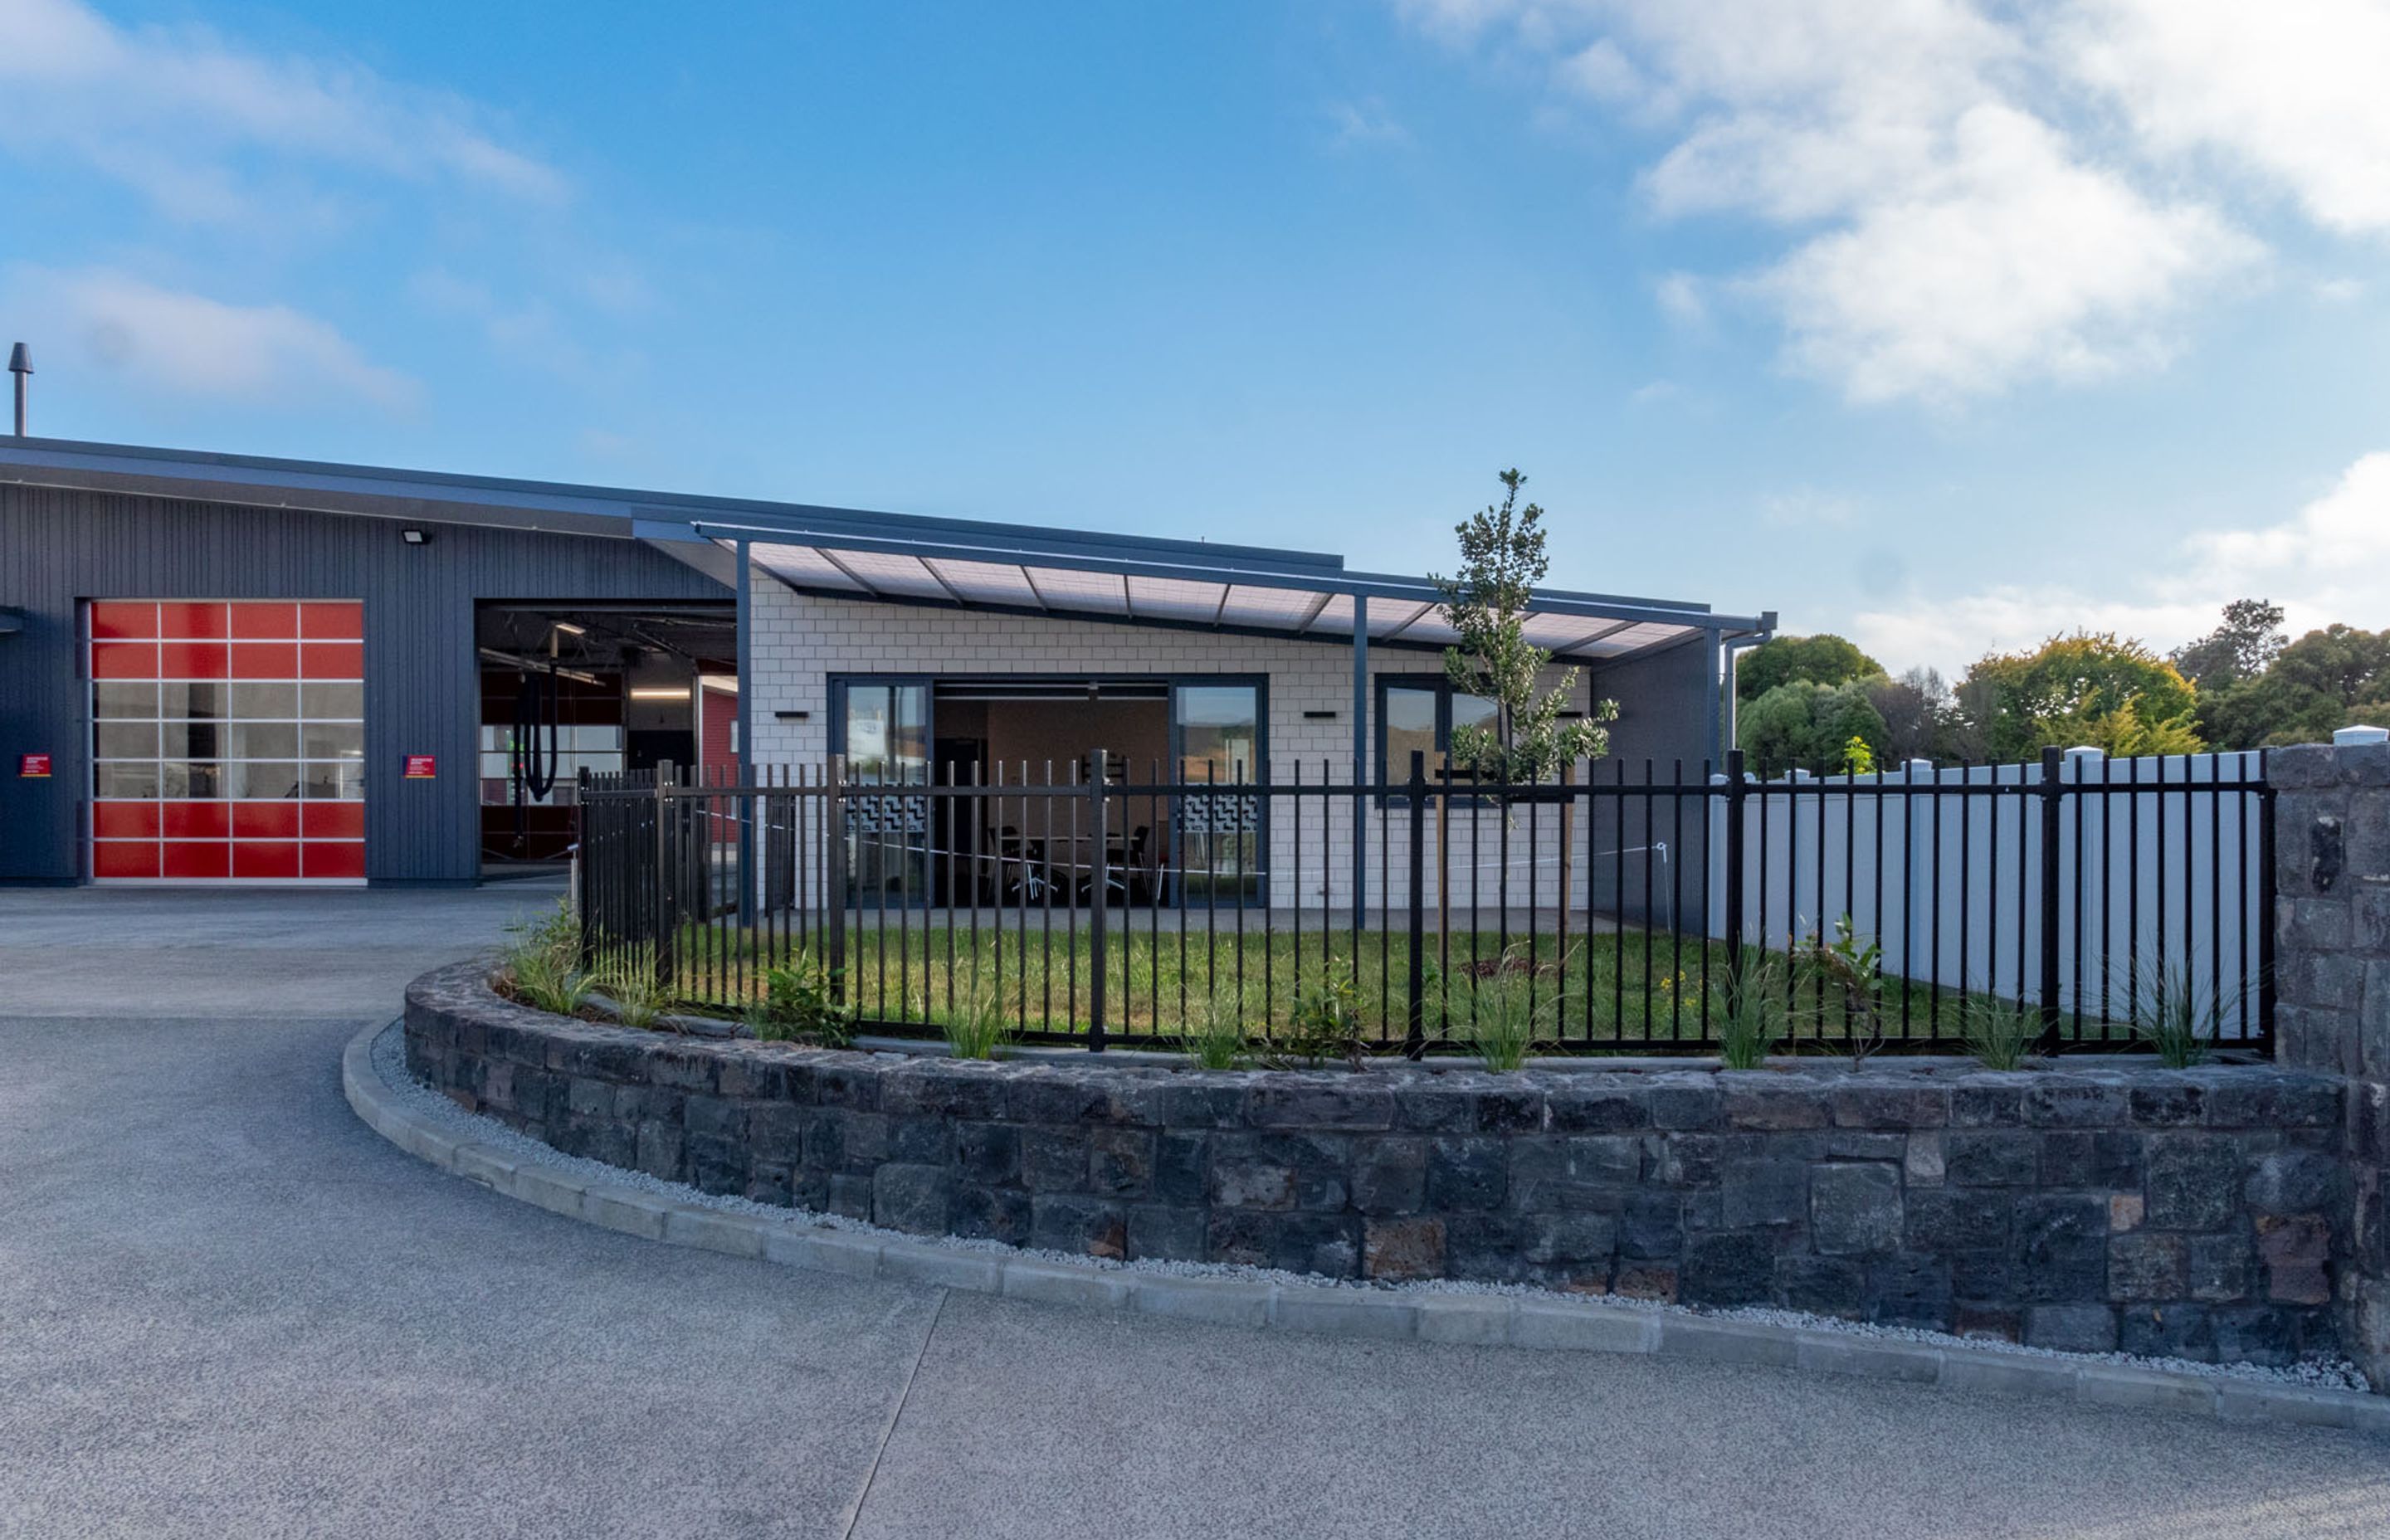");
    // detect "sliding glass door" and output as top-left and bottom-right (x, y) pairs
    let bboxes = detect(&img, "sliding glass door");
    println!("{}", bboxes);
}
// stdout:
(1173, 681), (1265, 905)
